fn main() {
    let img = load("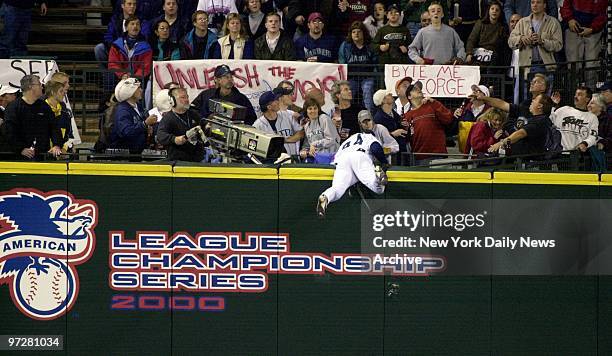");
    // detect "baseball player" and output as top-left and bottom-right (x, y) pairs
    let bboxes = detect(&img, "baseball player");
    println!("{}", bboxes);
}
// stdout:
(317, 110), (389, 218)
